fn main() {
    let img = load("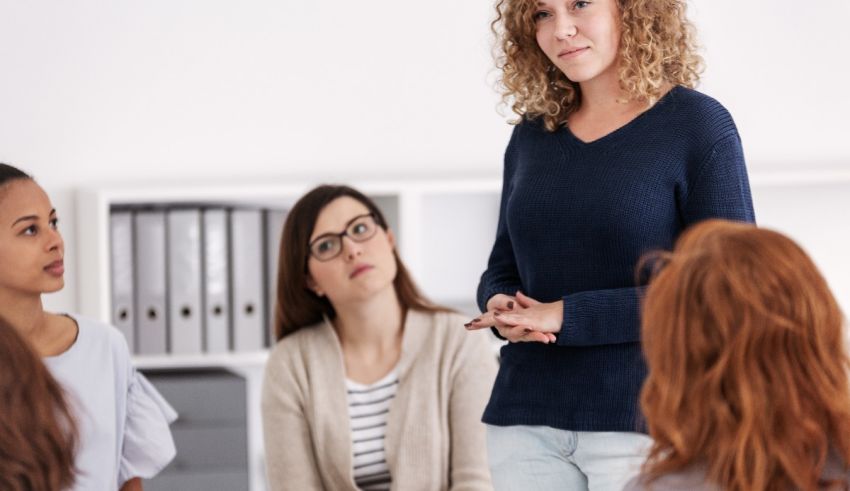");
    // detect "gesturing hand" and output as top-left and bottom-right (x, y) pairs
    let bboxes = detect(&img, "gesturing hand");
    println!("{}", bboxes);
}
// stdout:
(464, 292), (561, 344)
